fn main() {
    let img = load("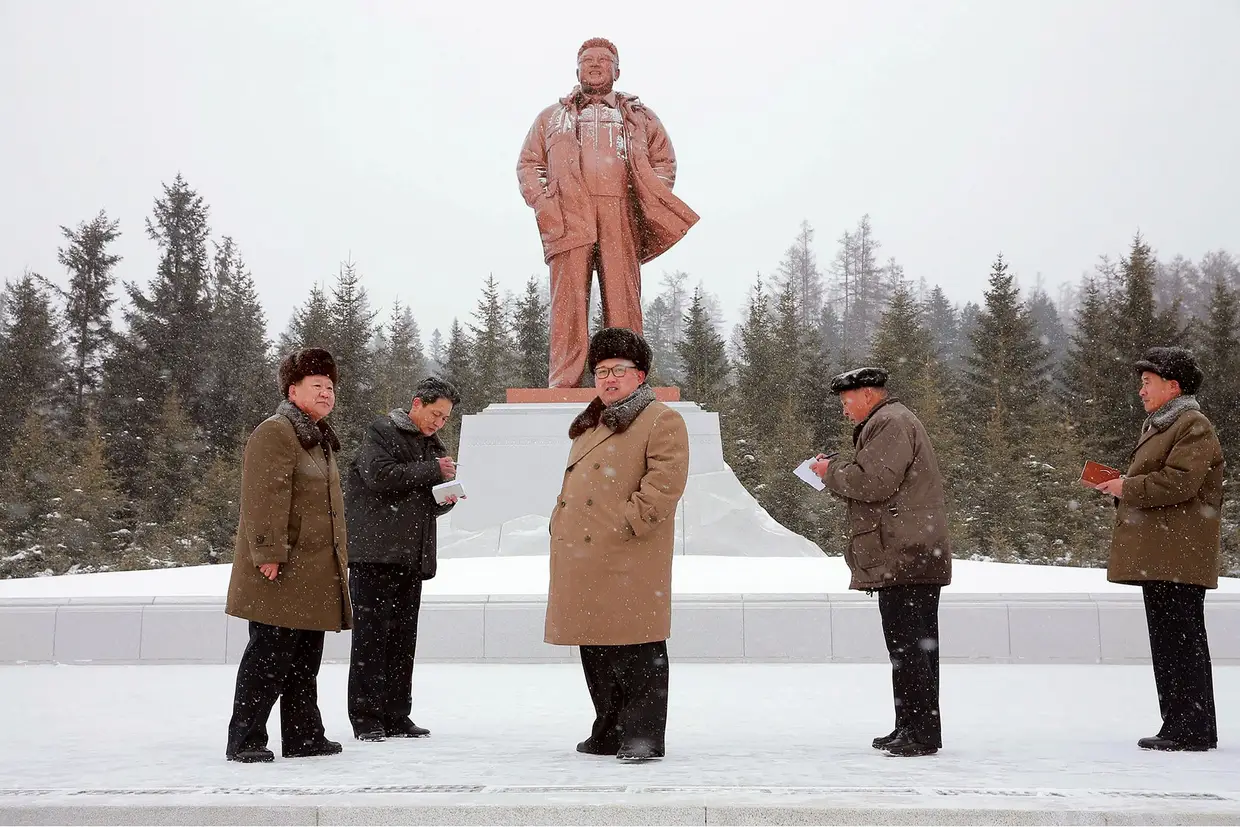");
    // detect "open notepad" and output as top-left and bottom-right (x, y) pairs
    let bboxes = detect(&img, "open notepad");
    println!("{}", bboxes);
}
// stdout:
(793, 458), (826, 492)
(432, 479), (466, 504)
